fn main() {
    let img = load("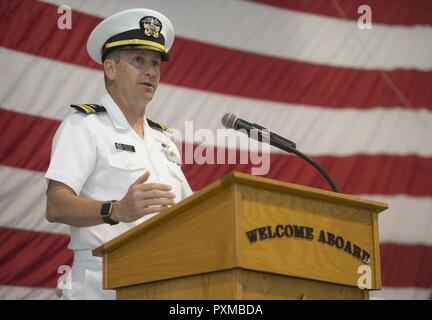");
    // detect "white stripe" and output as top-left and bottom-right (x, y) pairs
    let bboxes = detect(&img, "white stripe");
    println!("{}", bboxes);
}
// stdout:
(360, 195), (432, 246)
(0, 166), (68, 235)
(370, 287), (432, 300)
(0, 49), (106, 120)
(0, 285), (59, 300)
(2, 49), (432, 156)
(41, 0), (432, 70)
(1, 166), (431, 246)
(154, 86), (432, 157)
